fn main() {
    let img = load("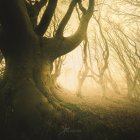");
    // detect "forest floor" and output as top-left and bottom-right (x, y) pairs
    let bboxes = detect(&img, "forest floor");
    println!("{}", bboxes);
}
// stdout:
(56, 90), (140, 140)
